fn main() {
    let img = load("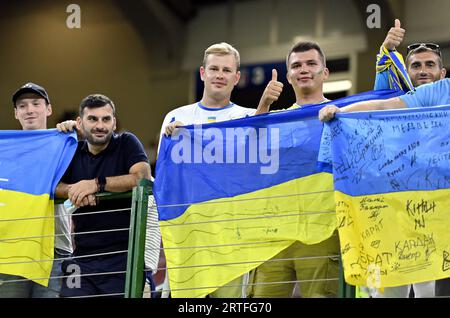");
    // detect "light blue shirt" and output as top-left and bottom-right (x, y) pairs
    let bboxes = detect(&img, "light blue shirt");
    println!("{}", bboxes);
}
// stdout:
(374, 70), (390, 90)
(400, 78), (450, 108)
